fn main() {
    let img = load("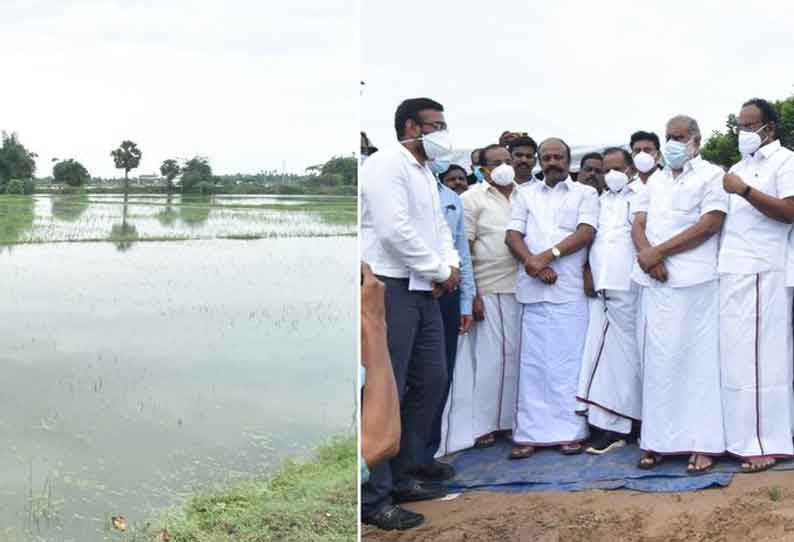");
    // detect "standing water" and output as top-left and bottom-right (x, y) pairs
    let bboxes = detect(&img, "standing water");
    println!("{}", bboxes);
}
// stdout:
(0, 193), (356, 540)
